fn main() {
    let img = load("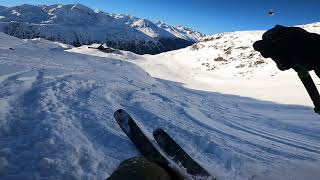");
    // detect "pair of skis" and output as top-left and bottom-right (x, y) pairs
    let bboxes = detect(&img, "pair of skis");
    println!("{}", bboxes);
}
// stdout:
(114, 109), (214, 180)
